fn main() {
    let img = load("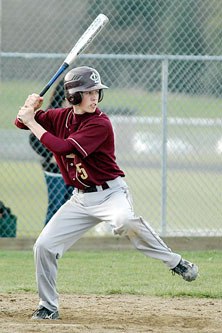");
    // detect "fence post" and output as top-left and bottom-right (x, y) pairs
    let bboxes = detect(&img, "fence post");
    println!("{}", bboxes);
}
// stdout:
(161, 58), (169, 236)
